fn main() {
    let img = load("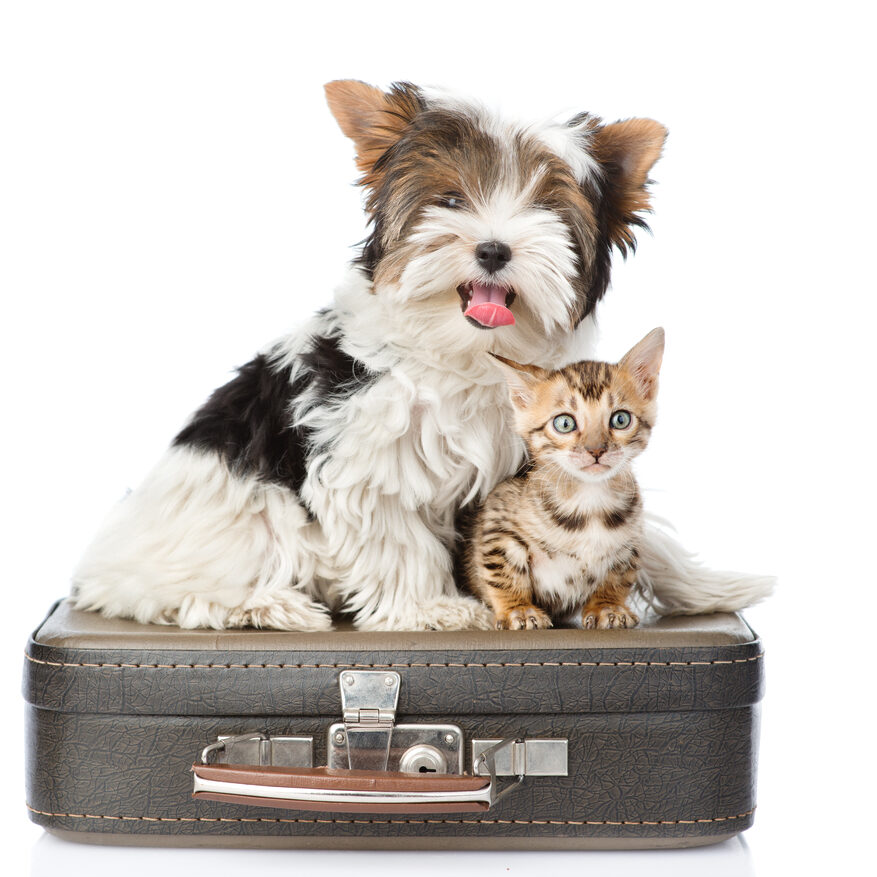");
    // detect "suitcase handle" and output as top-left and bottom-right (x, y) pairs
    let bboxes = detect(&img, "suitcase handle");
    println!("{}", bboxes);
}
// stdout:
(191, 739), (523, 814)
